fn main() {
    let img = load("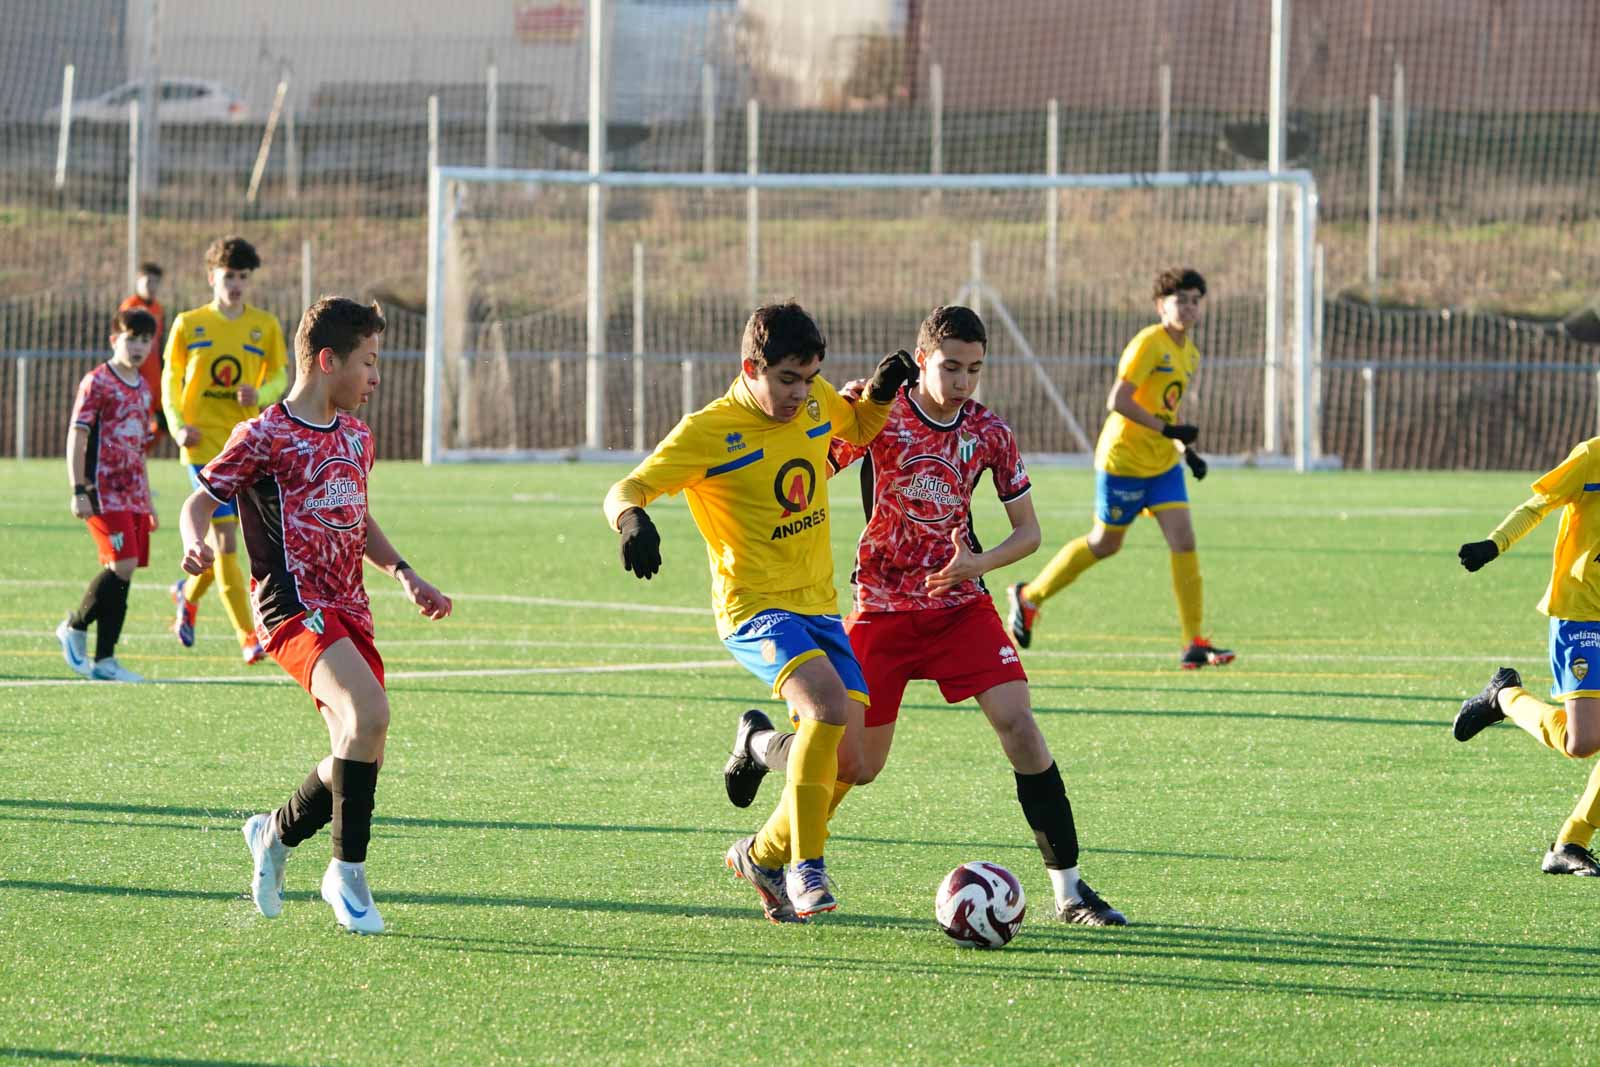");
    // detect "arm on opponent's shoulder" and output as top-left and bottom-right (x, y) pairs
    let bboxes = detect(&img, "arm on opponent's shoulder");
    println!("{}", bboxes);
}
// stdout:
(828, 381), (891, 446)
